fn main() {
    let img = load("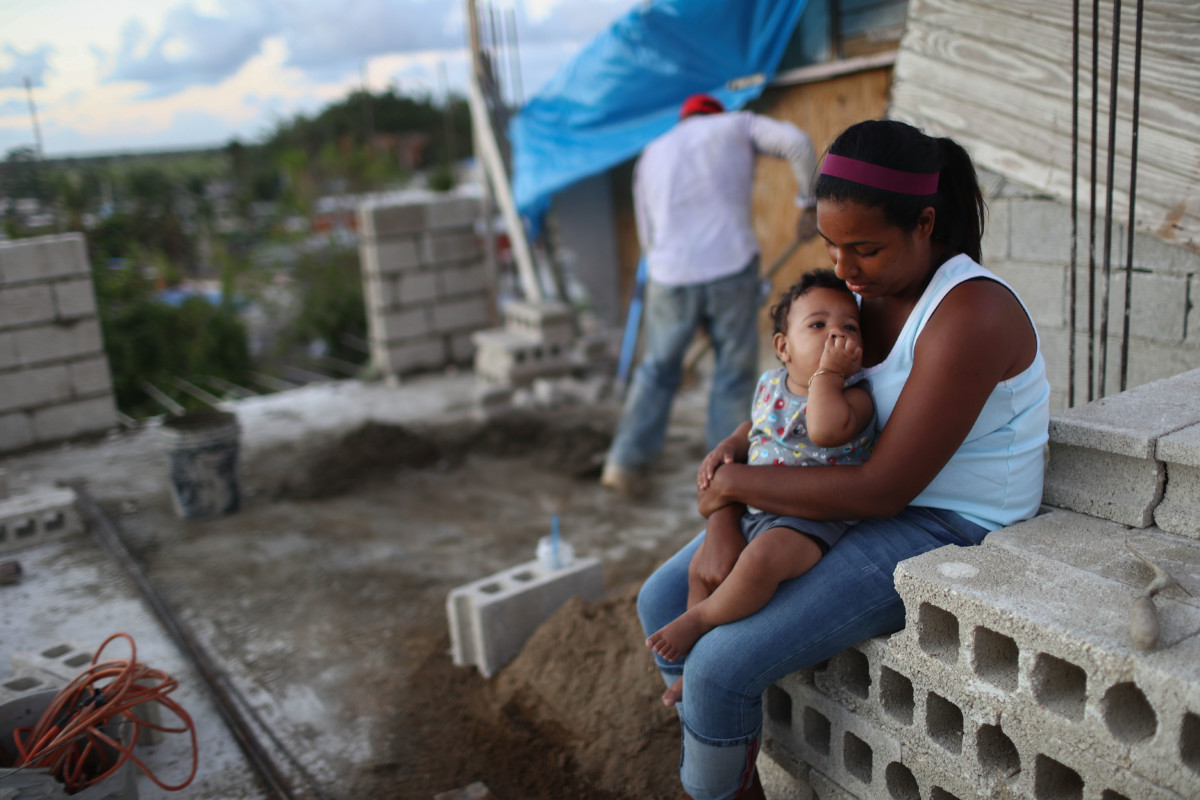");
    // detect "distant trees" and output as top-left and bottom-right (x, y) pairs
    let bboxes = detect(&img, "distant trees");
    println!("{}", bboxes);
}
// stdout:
(0, 85), (468, 419)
